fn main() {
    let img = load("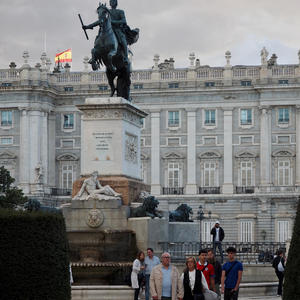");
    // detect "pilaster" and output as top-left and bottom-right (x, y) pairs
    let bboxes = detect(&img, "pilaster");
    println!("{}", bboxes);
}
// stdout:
(222, 109), (234, 193)
(185, 109), (197, 194)
(296, 106), (300, 185)
(259, 106), (272, 186)
(150, 109), (161, 195)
